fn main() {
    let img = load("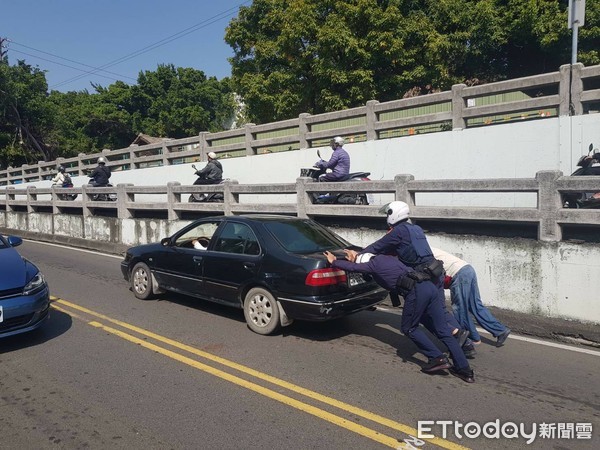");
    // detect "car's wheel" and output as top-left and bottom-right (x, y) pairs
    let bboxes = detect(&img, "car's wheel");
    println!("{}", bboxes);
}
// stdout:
(131, 262), (154, 300)
(243, 288), (281, 335)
